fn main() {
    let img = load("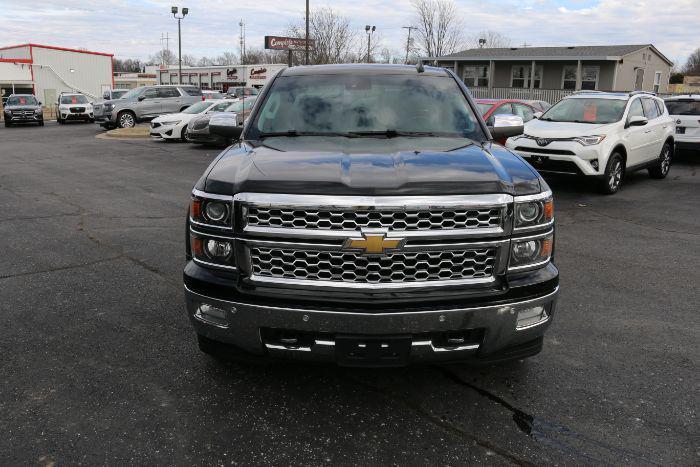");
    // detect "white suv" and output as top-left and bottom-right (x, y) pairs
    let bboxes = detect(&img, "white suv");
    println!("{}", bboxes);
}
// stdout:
(664, 95), (700, 152)
(506, 91), (674, 194)
(57, 93), (94, 124)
